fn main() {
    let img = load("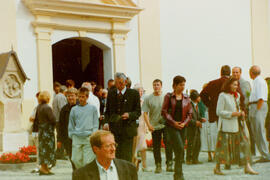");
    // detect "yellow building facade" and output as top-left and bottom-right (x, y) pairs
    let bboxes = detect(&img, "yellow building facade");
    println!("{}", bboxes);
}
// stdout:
(0, 0), (270, 151)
